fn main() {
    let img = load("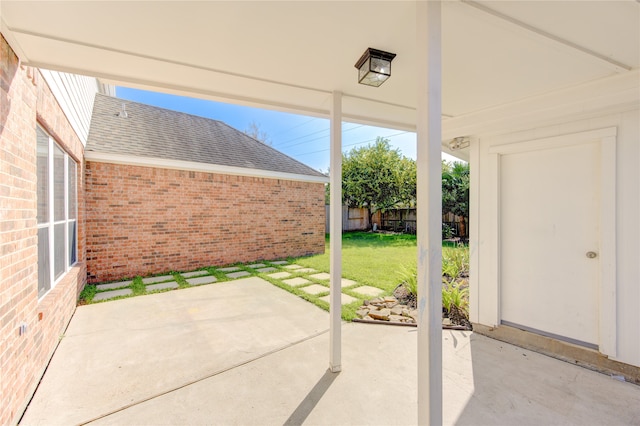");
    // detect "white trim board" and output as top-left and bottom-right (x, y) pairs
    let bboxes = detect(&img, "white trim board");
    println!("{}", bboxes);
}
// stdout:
(84, 152), (329, 184)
